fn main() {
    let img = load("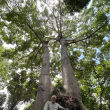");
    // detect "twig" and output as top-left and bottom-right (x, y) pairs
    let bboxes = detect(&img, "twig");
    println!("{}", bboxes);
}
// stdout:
(41, 0), (60, 34)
